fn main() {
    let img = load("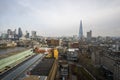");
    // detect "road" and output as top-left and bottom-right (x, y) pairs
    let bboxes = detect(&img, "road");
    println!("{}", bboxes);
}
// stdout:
(1, 54), (44, 80)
